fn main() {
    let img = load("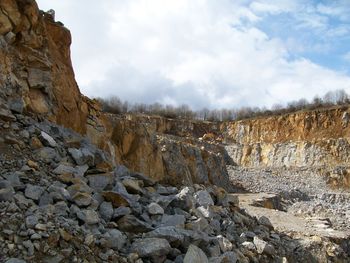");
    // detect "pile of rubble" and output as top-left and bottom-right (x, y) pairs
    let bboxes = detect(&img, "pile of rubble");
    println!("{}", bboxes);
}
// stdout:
(227, 166), (329, 197)
(289, 193), (350, 231)
(2, 114), (349, 262)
